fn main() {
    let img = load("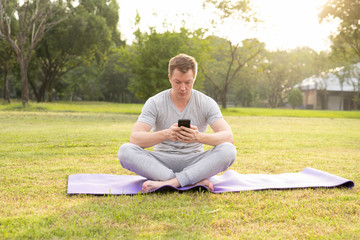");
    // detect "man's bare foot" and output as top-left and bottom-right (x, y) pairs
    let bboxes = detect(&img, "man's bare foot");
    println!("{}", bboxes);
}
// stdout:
(141, 178), (214, 193)
(142, 178), (180, 193)
(195, 179), (214, 191)
(142, 180), (163, 193)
